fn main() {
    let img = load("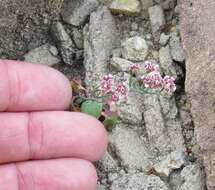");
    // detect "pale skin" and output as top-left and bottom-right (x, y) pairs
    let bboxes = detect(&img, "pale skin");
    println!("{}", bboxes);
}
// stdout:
(0, 60), (108, 190)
